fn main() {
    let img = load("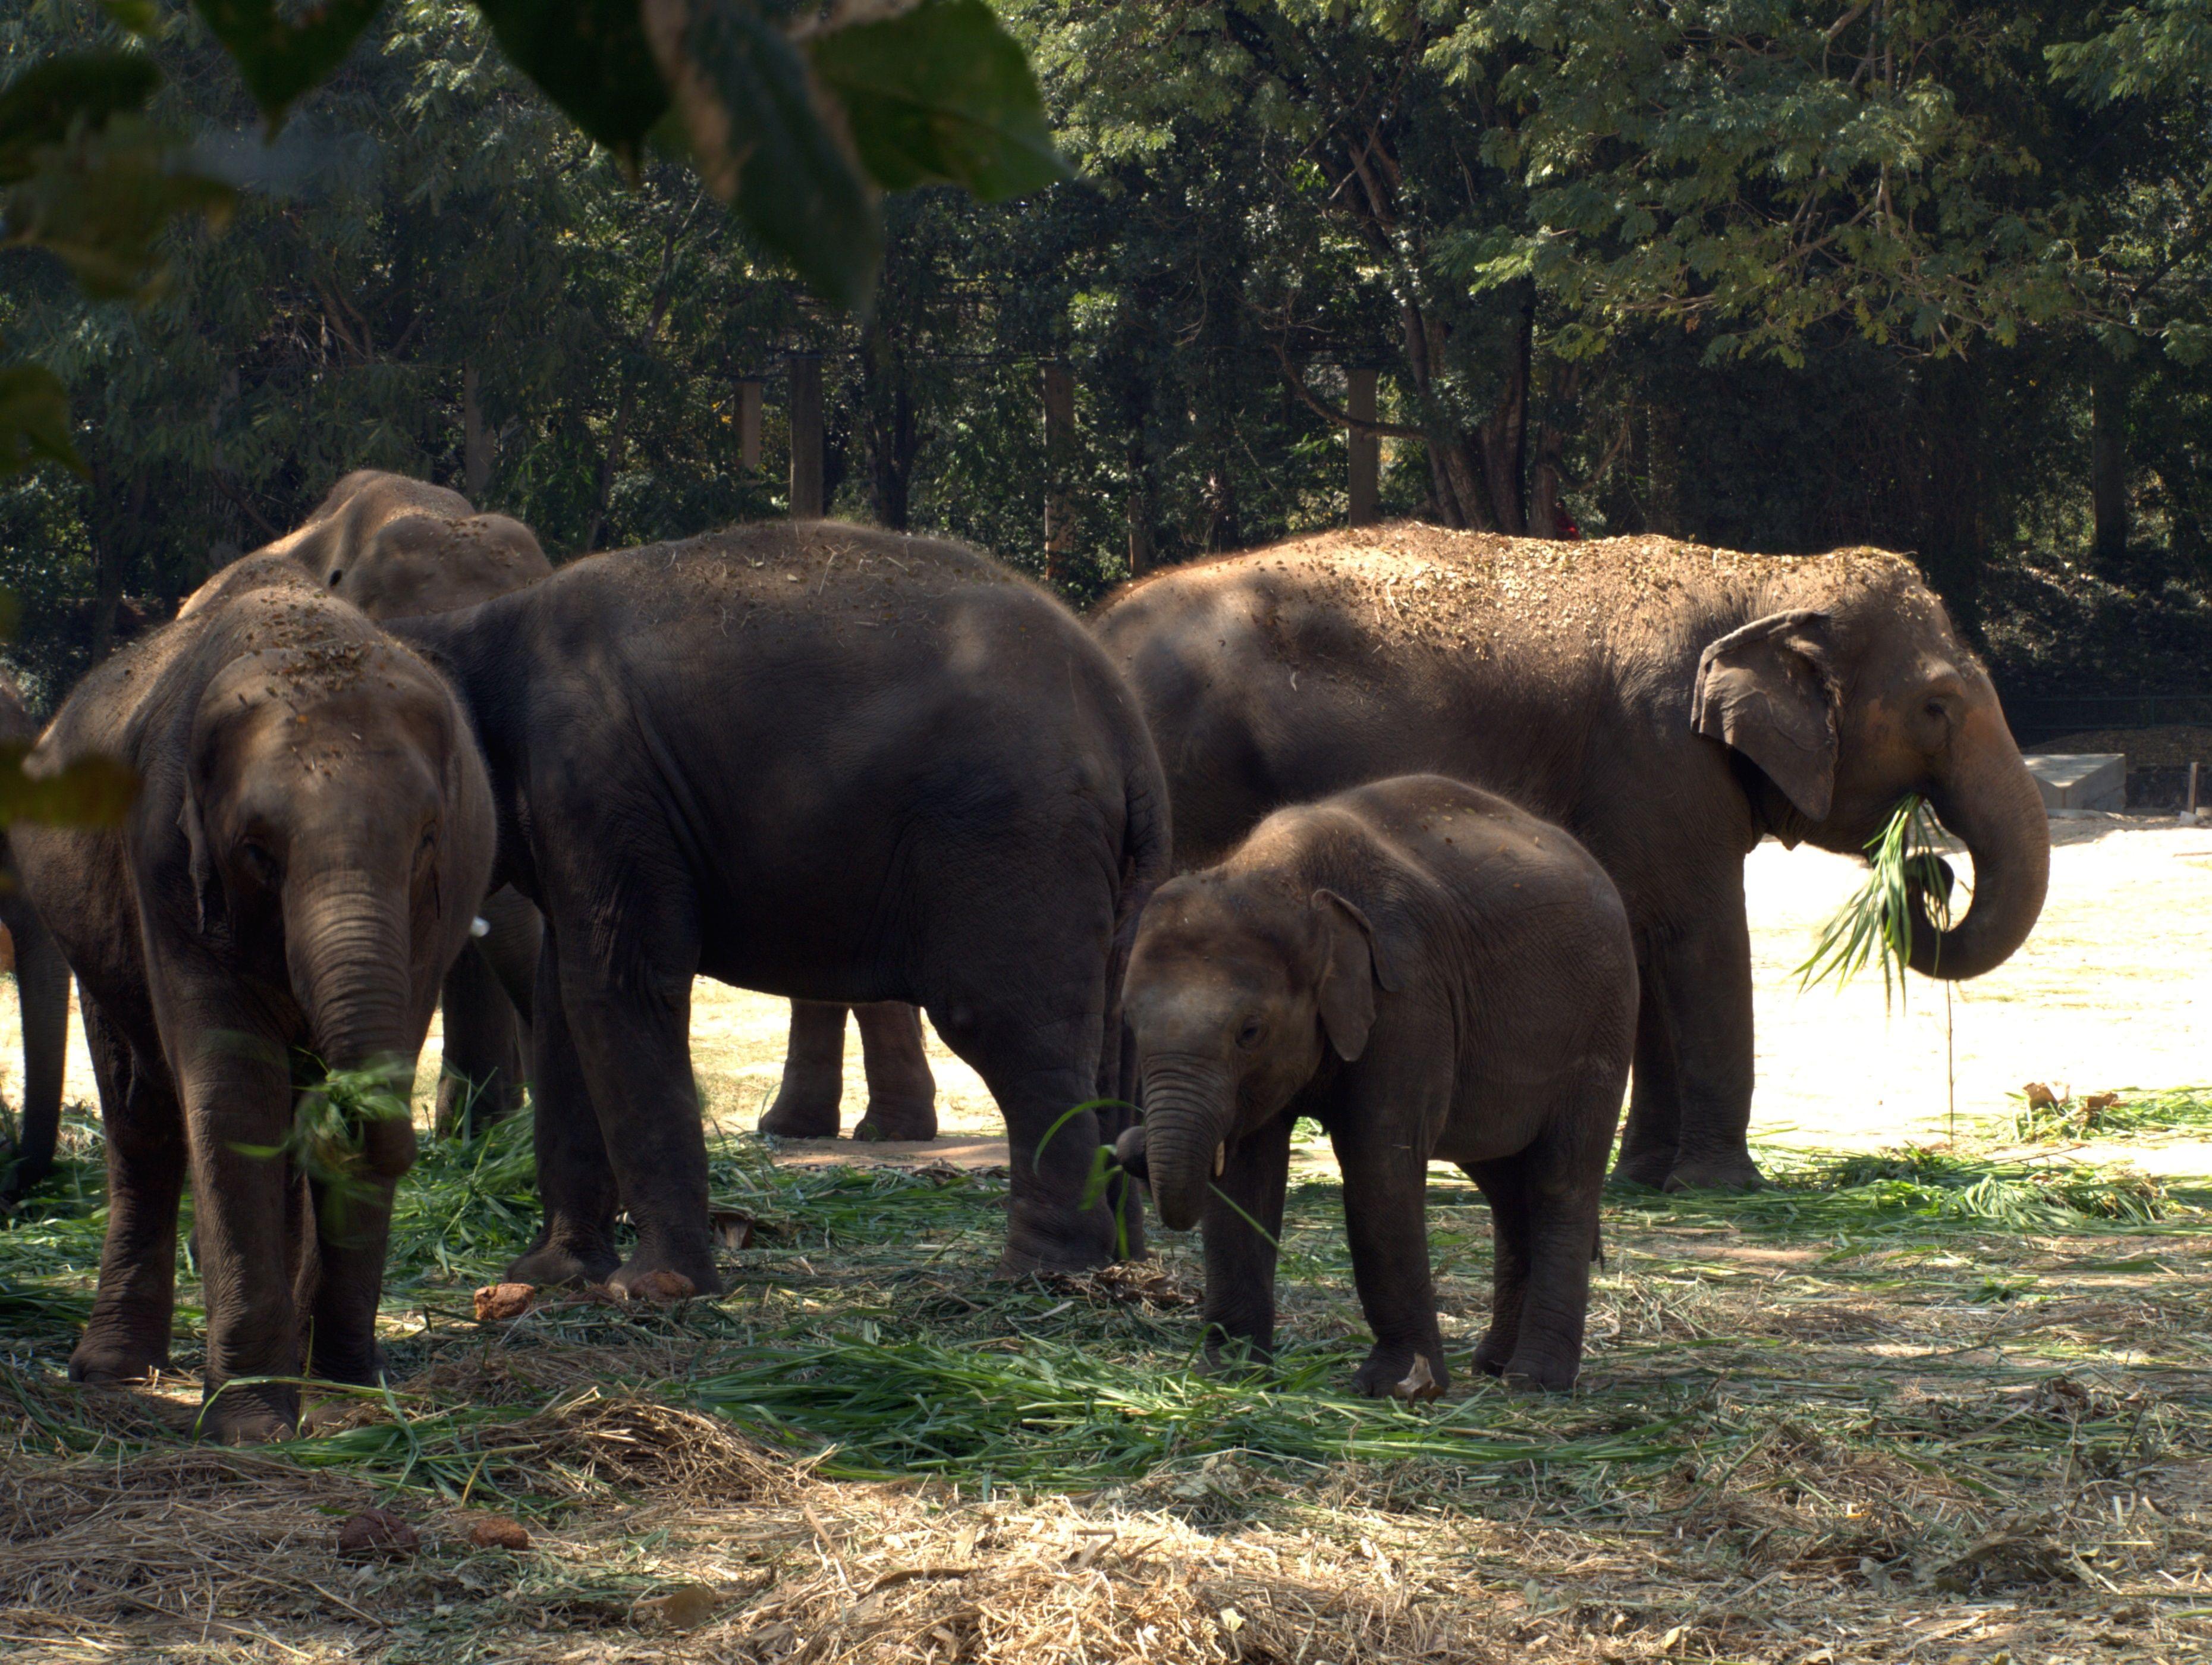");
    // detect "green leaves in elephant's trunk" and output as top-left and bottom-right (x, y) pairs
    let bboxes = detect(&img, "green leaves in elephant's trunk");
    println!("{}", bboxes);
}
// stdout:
(1798, 794), (1953, 1004)
(231, 1060), (413, 1233)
